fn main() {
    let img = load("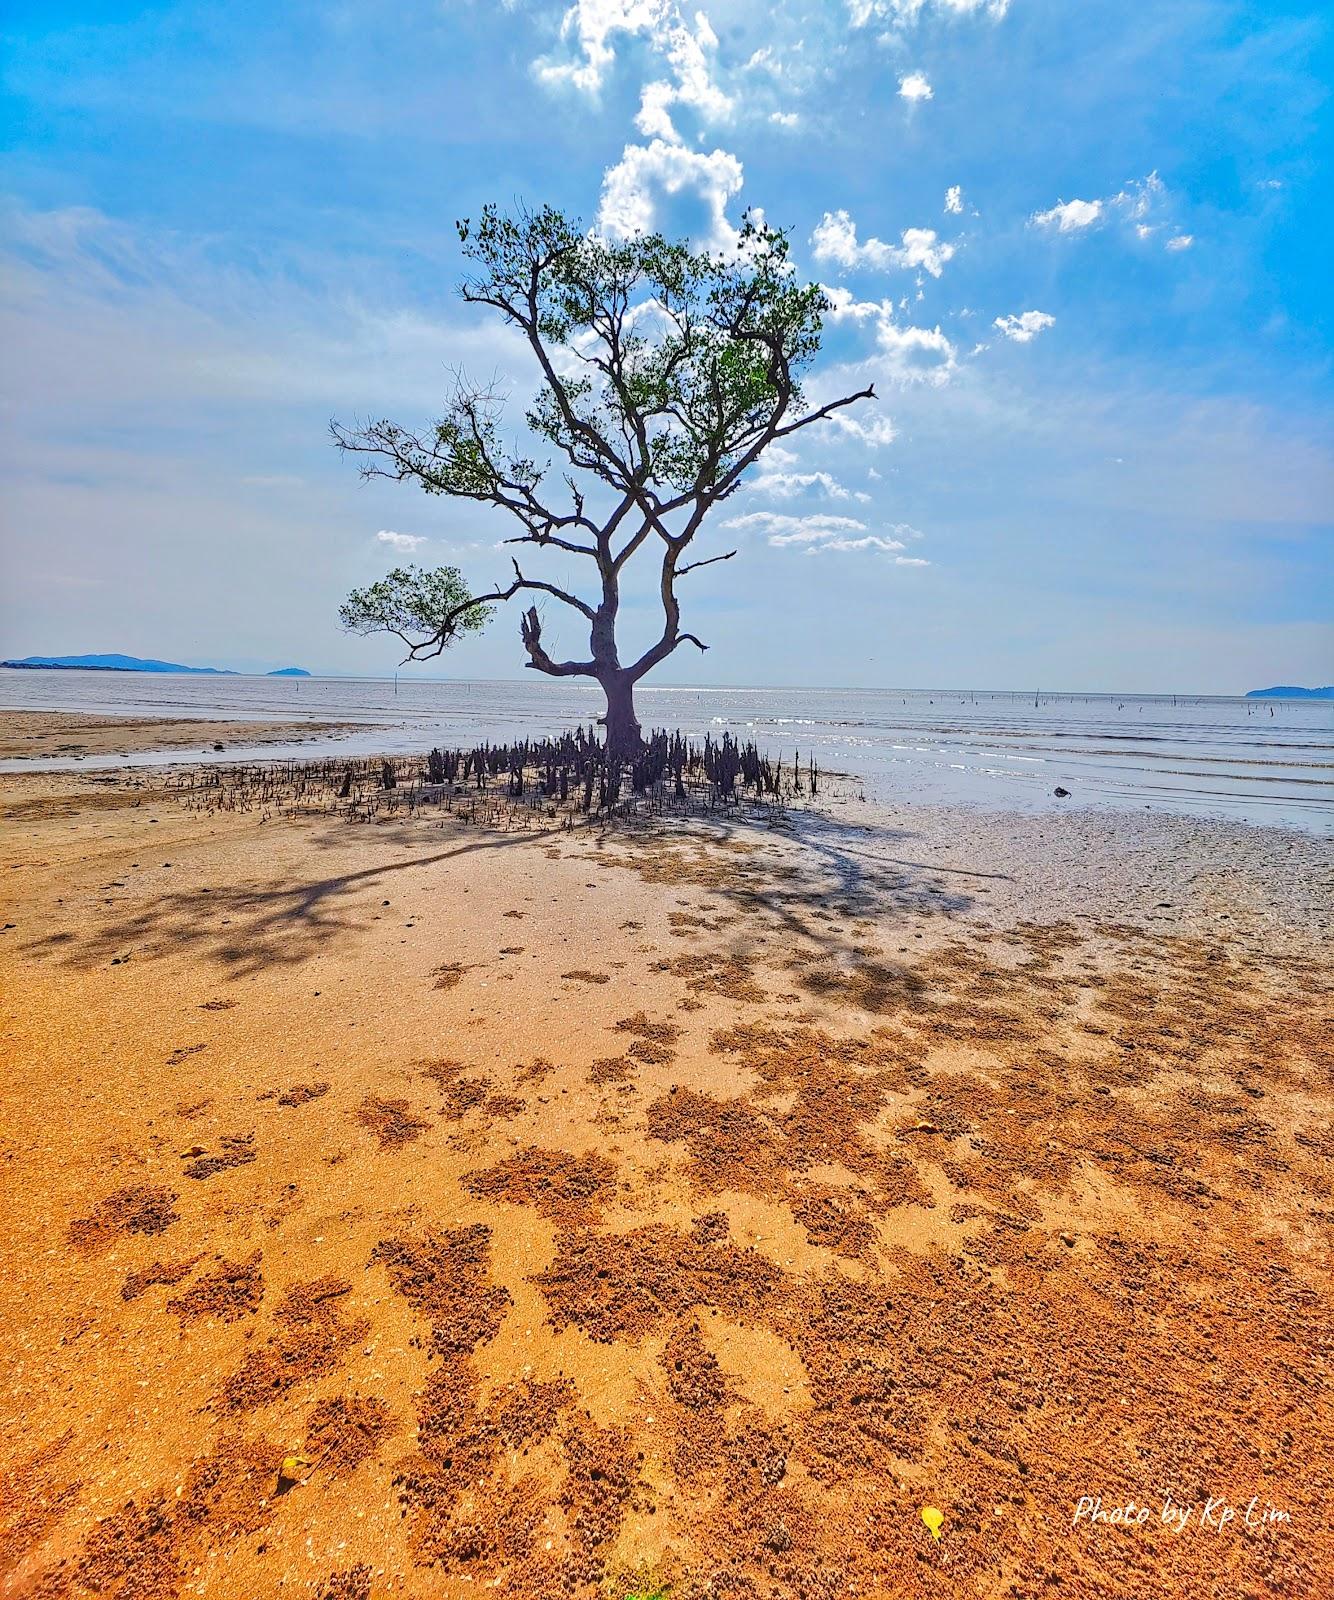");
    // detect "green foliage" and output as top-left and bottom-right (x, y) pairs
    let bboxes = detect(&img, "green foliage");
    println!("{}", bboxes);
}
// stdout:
(332, 202), (866, 680)
(338, 564), (492, 648)
(455, 203), (829, 496)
